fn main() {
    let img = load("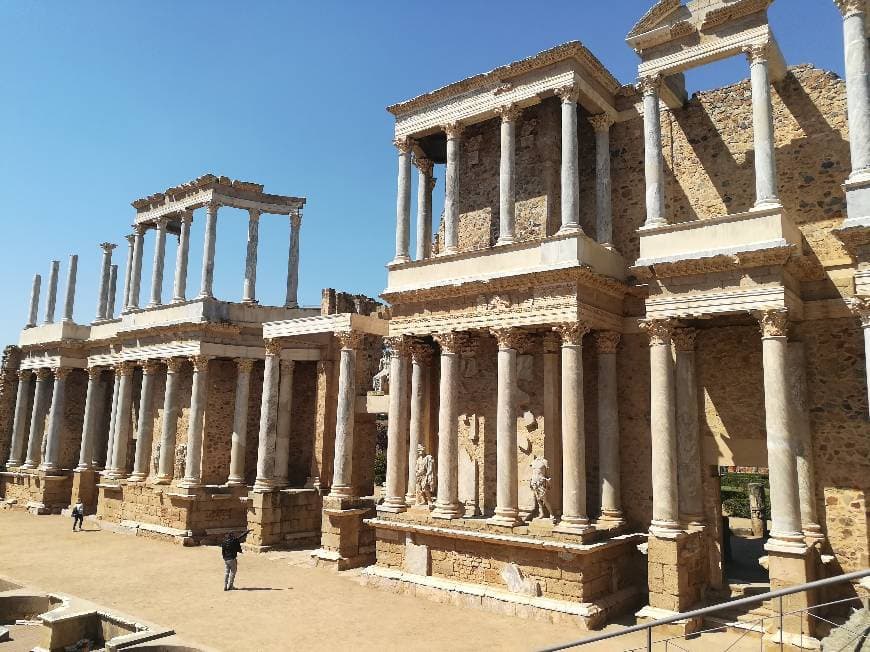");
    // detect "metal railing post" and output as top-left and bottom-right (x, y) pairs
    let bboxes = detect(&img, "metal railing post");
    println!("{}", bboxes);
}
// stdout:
(647, 626), (652, 651)
(779, 595), (784, 651)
